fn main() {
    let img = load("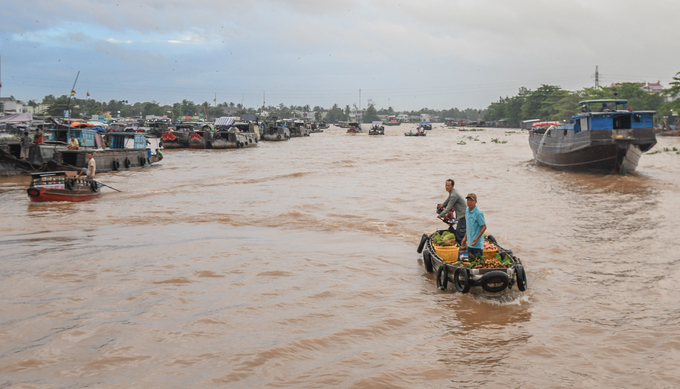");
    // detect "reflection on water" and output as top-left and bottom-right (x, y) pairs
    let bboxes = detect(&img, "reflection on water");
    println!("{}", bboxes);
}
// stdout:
(1, 125), (680, 387)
